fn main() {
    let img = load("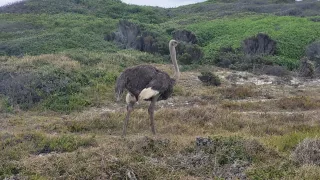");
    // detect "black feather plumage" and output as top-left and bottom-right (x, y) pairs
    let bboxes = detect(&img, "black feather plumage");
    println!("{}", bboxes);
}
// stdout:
(115, 65), (175, 101)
